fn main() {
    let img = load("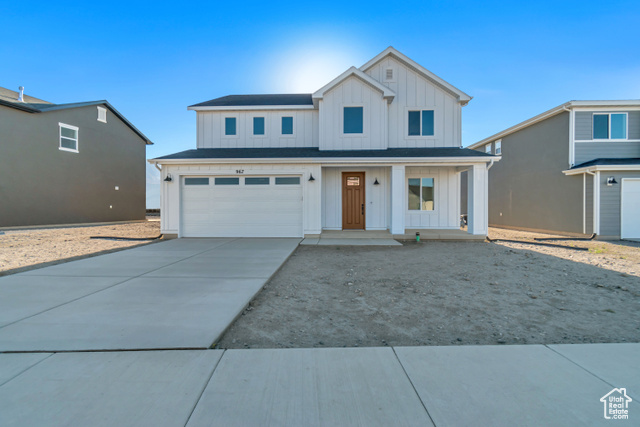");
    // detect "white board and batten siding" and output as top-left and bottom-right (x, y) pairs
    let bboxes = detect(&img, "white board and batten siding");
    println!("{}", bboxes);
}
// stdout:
(364, 56), (462, 148)
(322, 167), (390, 230)
(319, 76), (388, 150)
(197, 110), (319, 148)
(160, 163), (322, 237)
(405, 167), (460, 229)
